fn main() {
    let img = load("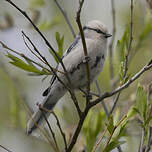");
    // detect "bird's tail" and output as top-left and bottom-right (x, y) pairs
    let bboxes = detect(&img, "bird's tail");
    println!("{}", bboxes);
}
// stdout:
(26, 82), (66, 135)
